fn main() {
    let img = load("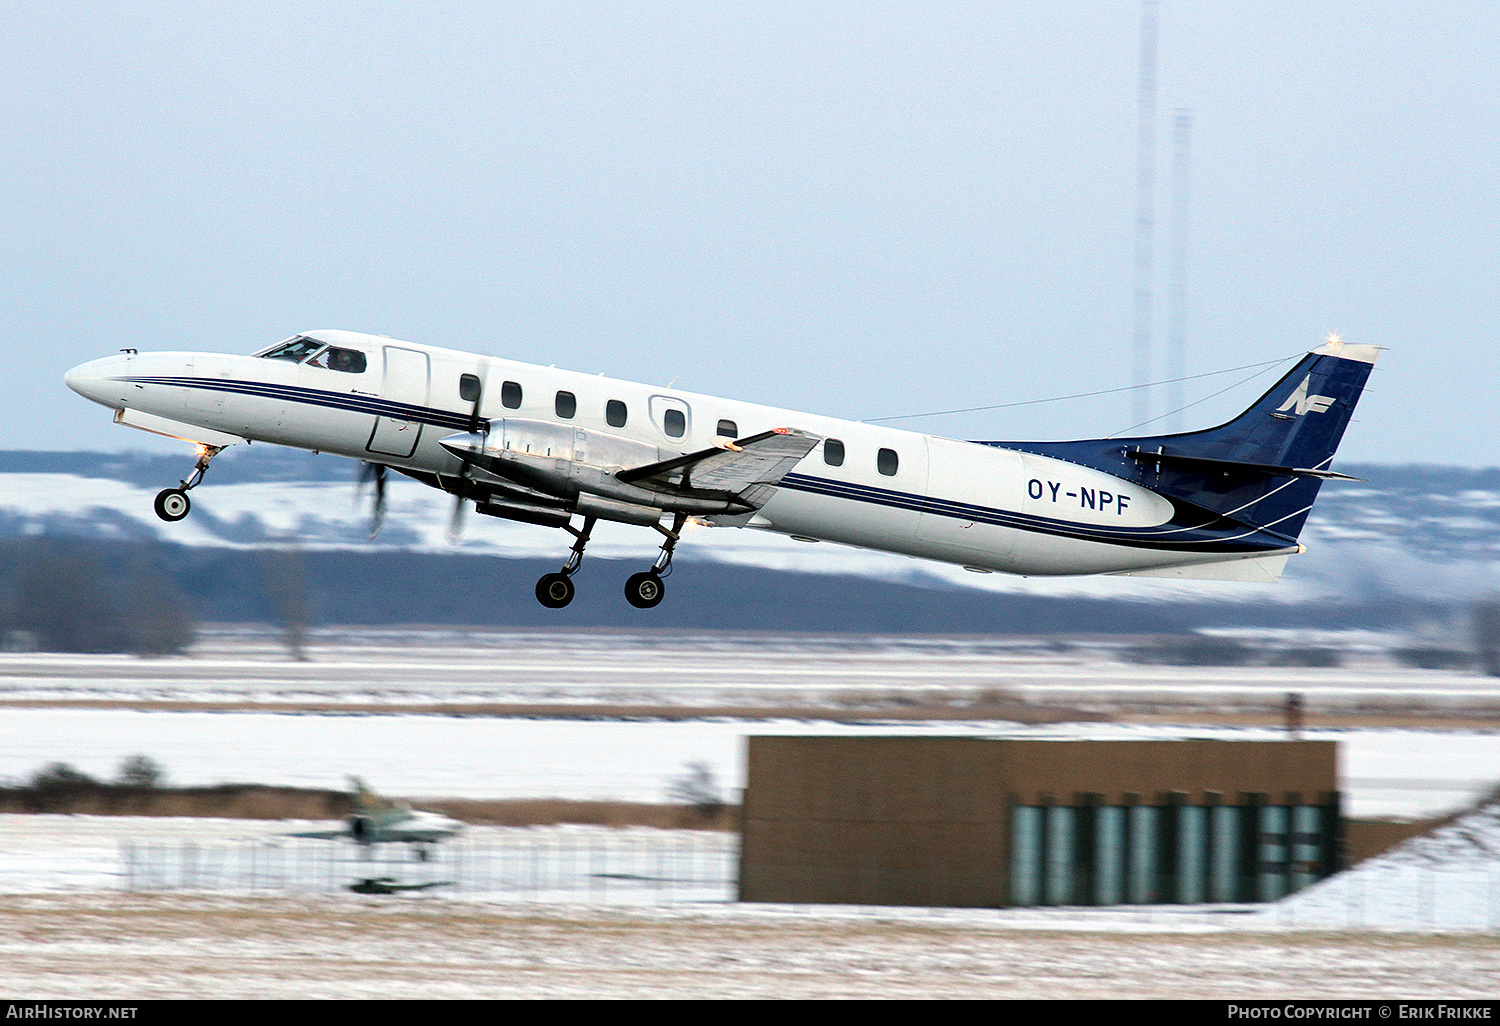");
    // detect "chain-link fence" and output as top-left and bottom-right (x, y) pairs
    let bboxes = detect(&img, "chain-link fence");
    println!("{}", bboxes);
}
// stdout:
(122, 827), (738, 904)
